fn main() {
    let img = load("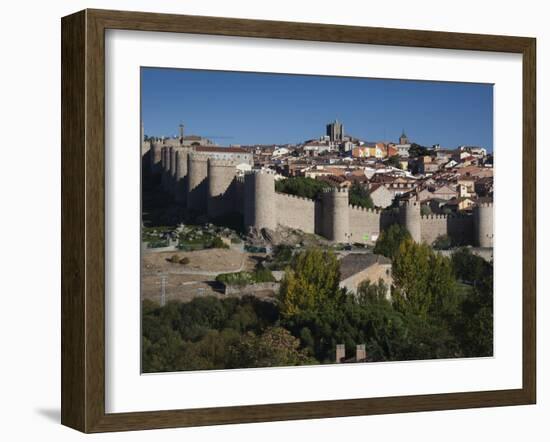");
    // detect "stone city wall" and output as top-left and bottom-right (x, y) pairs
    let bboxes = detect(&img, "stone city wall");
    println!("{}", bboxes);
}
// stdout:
(348, 206), (383, 244)
(151, 154), (492, 247)
(275, 193), (316, 234)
